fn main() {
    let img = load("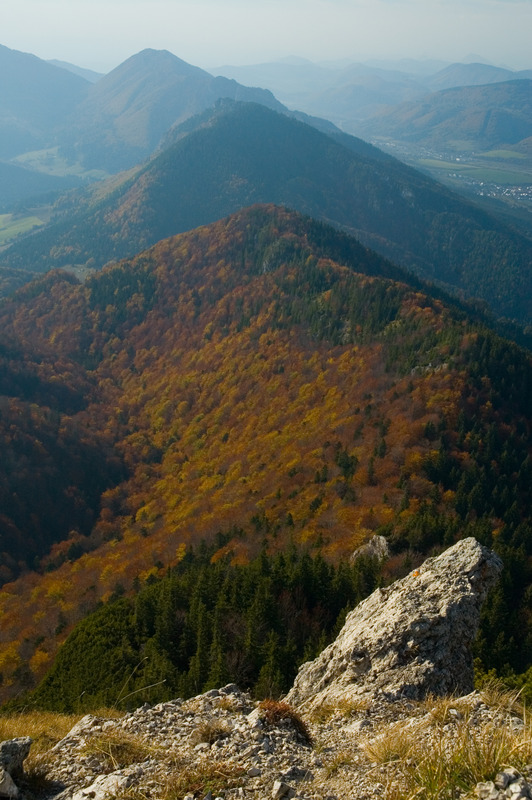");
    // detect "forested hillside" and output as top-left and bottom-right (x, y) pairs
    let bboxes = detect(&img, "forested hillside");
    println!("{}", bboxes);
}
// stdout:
(0, 205), (531, 705)
(0, 44), (89, 159)
(59, 49), (285, 172)
(4, 102), (532, 326)
(360, 79), (532, 152)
